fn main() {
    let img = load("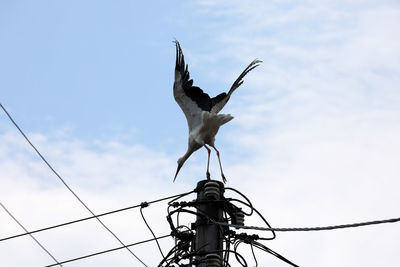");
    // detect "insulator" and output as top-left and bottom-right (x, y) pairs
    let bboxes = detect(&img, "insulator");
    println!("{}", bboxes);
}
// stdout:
(206, 253), (221, 267)
(233, 210), (245, 227)
(204, 181), (220, 199)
